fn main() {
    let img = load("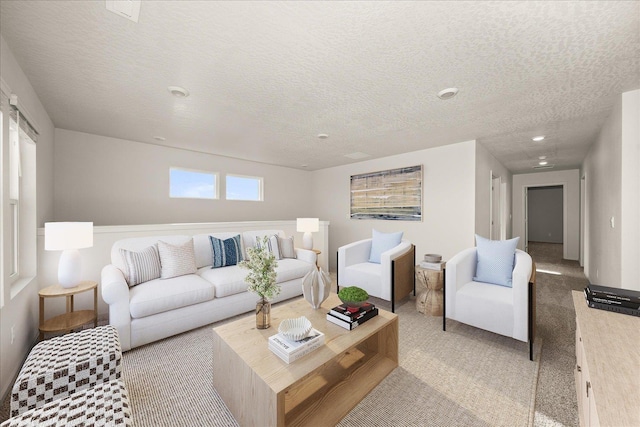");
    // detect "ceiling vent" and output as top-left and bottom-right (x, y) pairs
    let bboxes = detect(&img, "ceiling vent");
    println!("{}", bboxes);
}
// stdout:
(106, 1), (141, 23)
(533, 164), (555, 170)
(344, 152), (371, 160)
